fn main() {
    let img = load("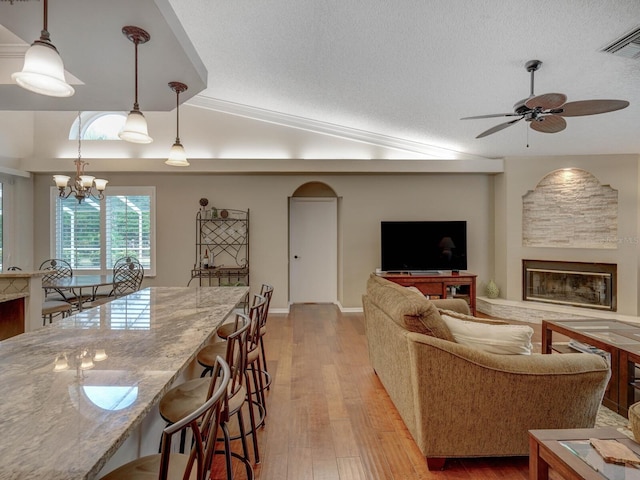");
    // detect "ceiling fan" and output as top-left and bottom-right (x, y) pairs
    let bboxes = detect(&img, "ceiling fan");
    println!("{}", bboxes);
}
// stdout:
(461, 59), (629, 139)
